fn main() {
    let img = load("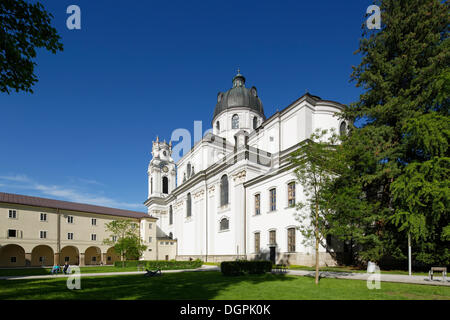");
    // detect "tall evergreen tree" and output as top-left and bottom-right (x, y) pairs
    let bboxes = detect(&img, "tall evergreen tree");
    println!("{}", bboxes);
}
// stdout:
(0, 0), (63, 93)
(334, 0), (449, 266)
